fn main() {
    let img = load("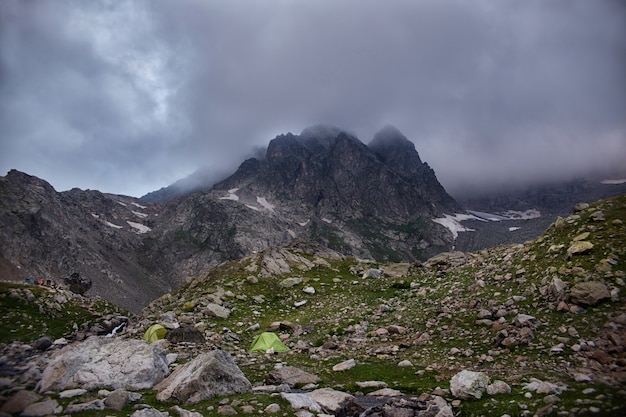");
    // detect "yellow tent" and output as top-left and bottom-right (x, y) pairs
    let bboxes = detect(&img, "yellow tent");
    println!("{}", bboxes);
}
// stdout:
(249, 332), (290, 353)
(143, 324), (167, 343)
